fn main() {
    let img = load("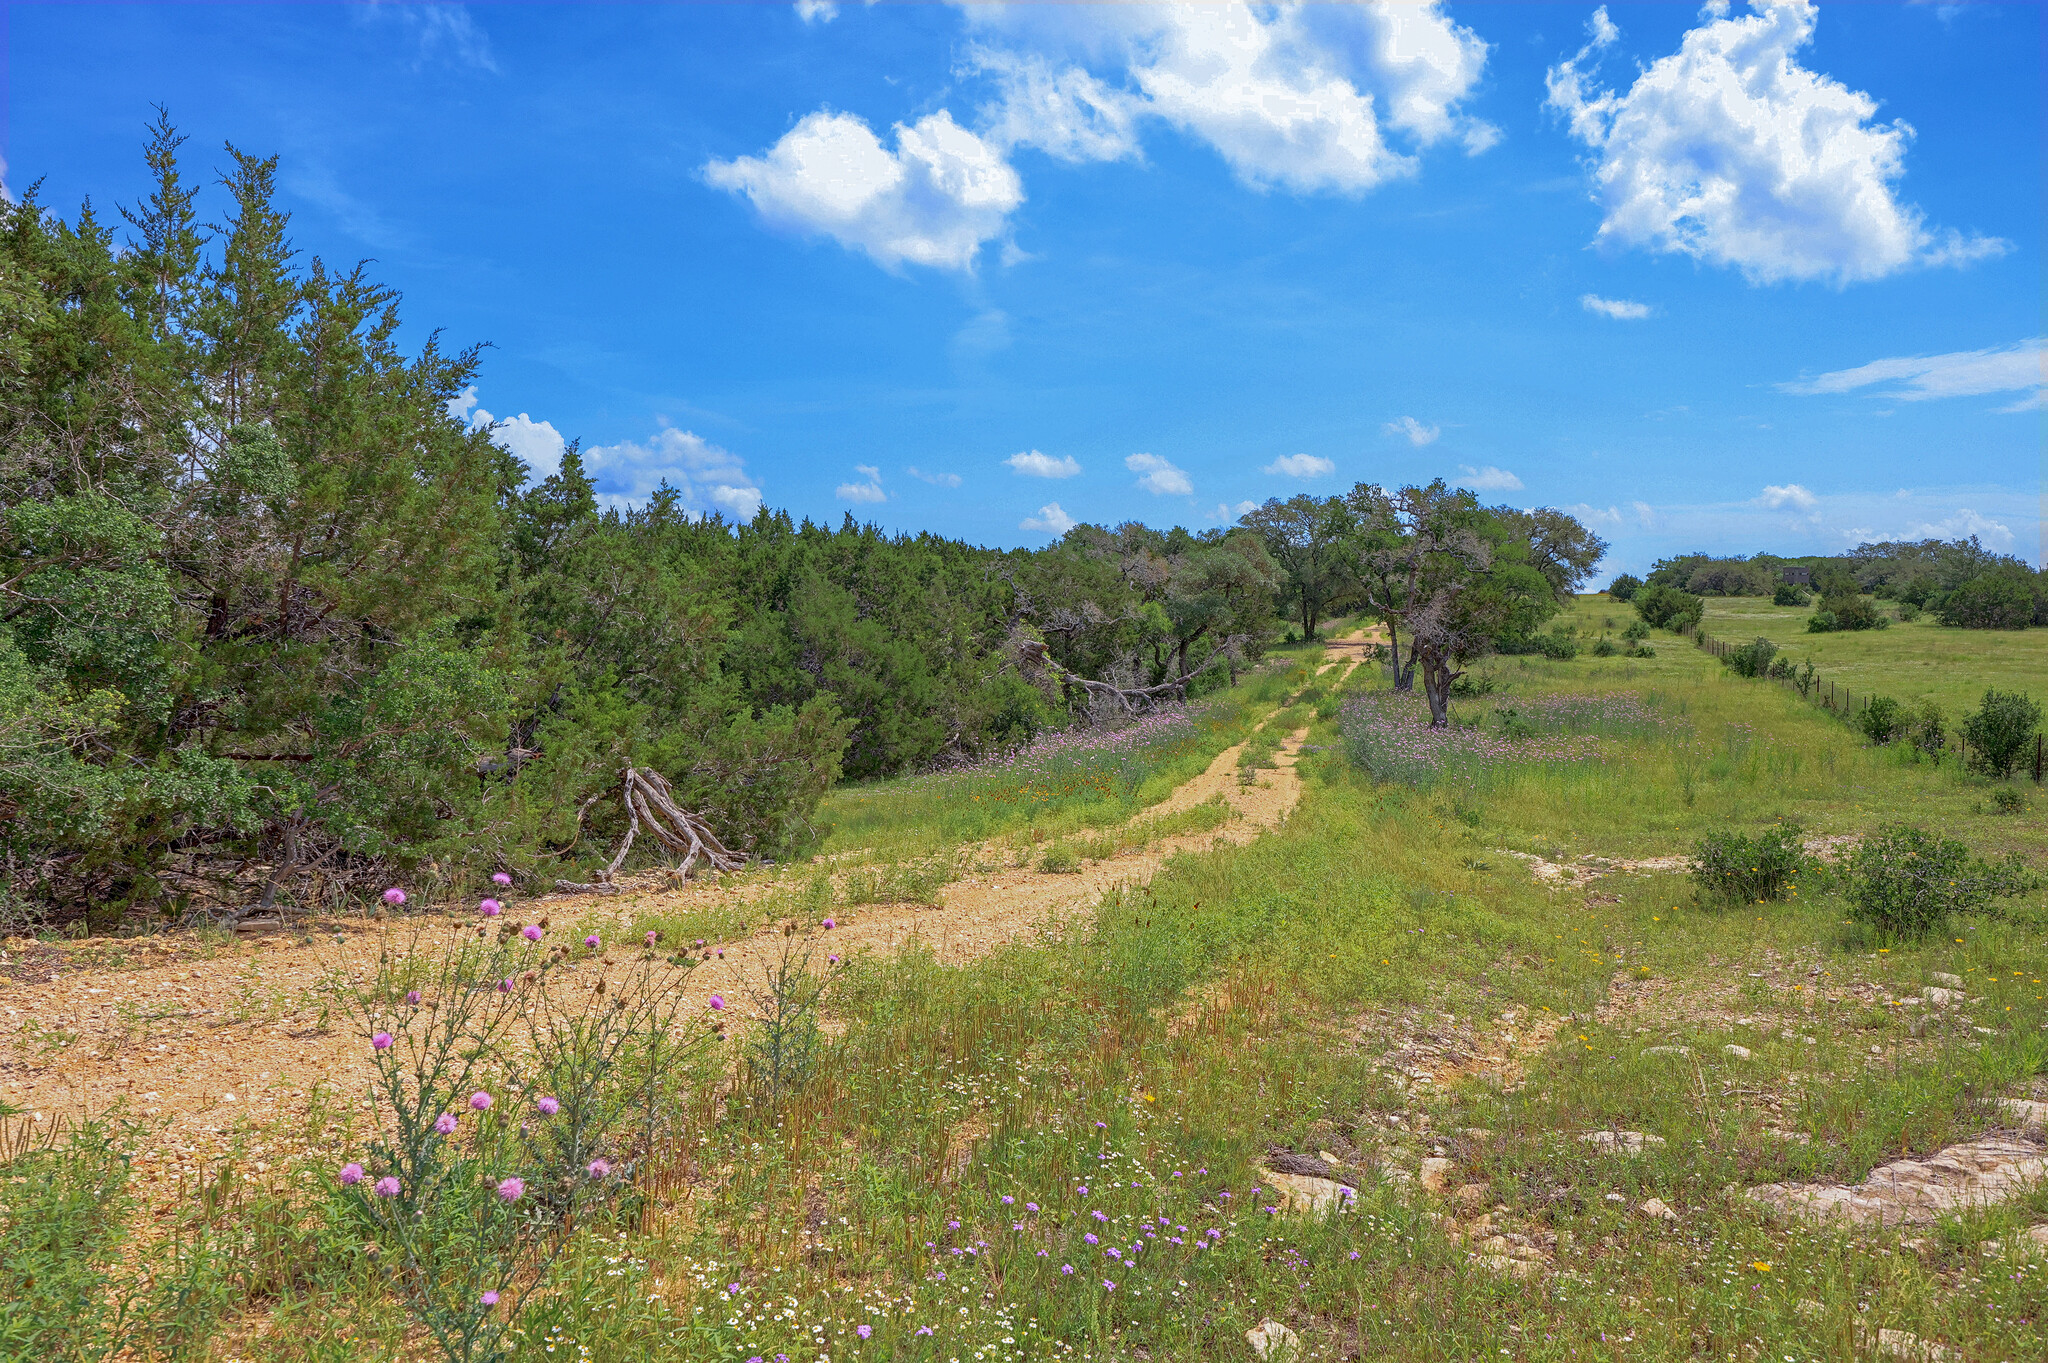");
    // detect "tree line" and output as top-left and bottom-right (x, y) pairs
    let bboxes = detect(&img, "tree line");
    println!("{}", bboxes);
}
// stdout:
(0, 124), (1605, 930)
